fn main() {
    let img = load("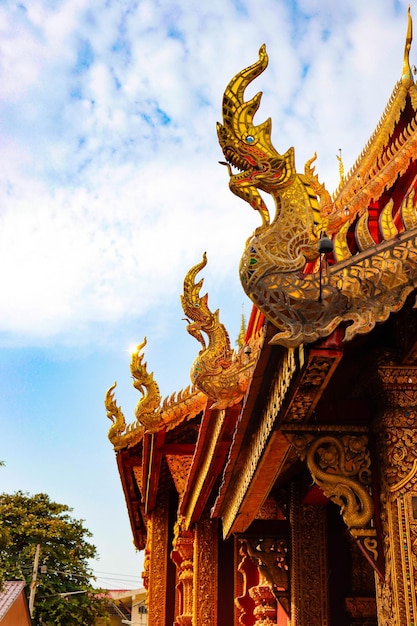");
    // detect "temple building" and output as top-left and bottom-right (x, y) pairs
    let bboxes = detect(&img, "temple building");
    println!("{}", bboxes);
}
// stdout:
(107, 8), (417, 625)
